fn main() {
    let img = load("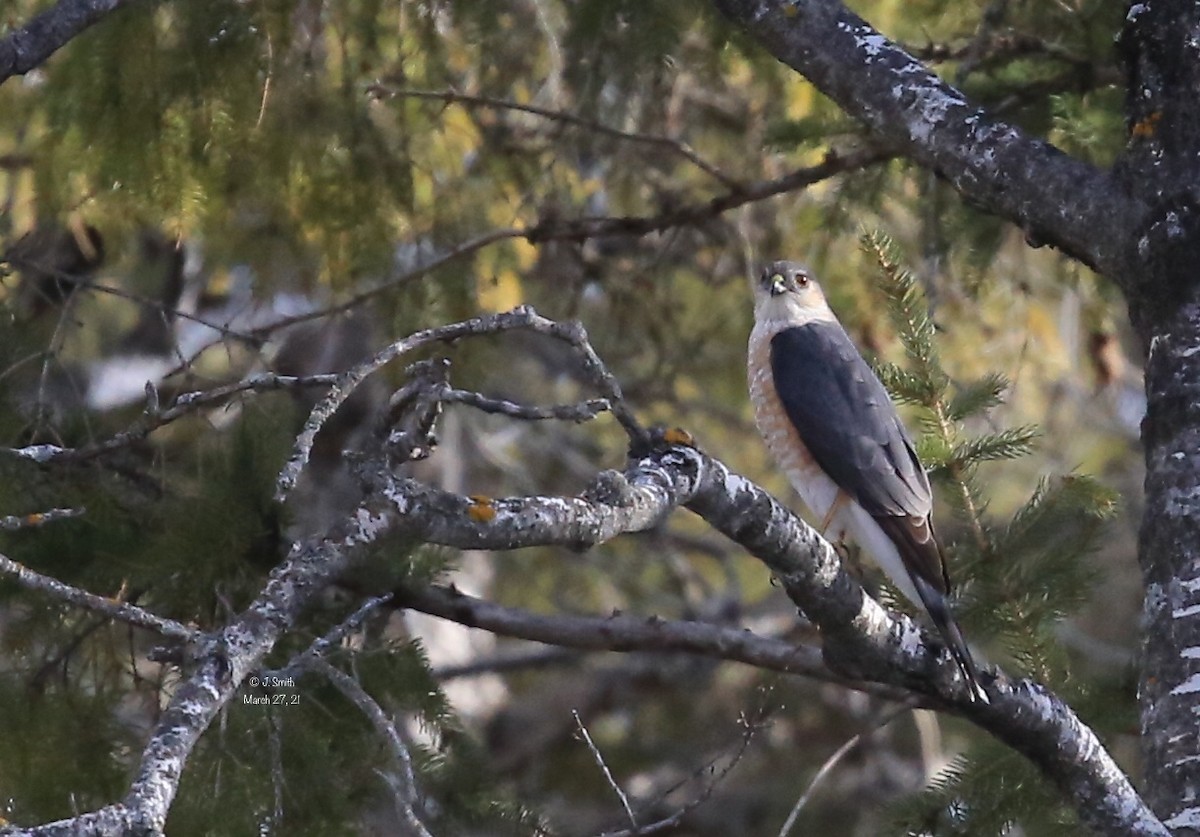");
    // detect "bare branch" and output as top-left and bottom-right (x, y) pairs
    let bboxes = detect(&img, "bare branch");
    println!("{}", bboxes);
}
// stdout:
(0, 0), (132, 85)
(437, 385), (610, 423)
(369, 85), (741, 188)
(599, 702), (769, 837)
(520, 146), (893, 244)
(306, 659), (433, 837)
(777, 703), (912, 836)
(394, 583), (906, 699)
(253, 148), (891, 334)
(4, 372), (339, 464)
(0, 552), (194, 641)
(275, 306), (645, 501)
